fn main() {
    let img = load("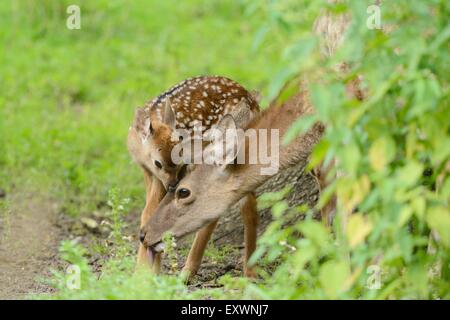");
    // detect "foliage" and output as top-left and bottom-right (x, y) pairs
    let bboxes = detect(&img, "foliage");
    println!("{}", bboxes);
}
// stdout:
(0, 0), (277, 215)
(41, 239), (198, 300)
(106, 187), (131, 257)
(242, 0), (450, 299)
(39, 190), (239, 300)
(1, 0), (448, 299)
